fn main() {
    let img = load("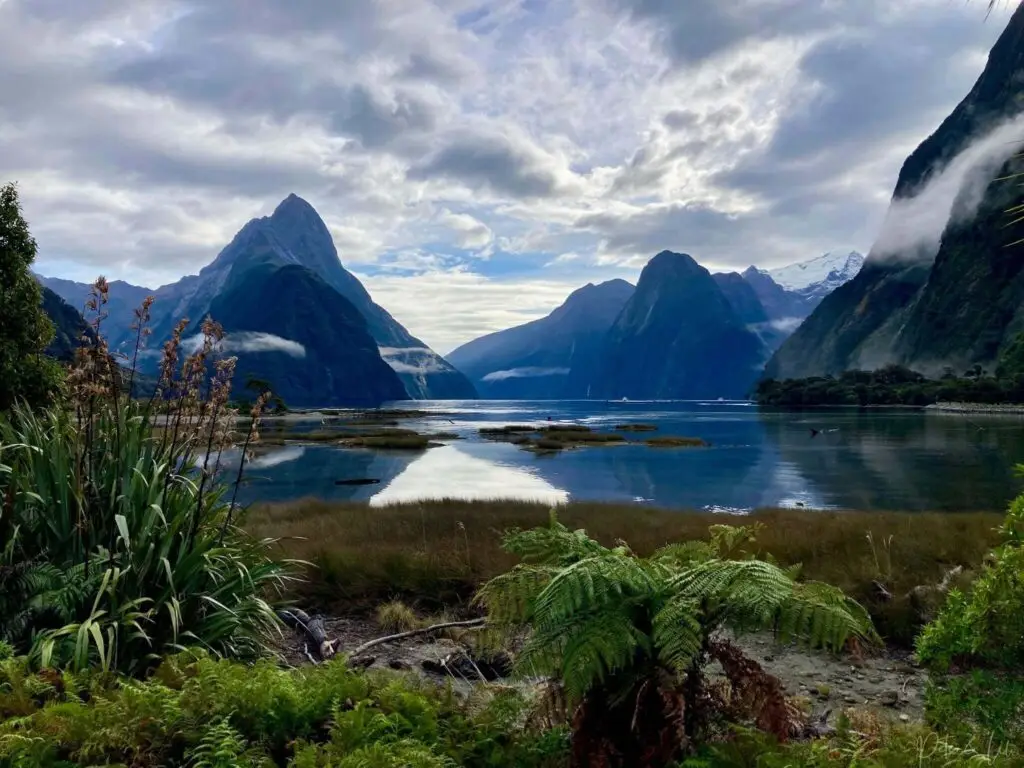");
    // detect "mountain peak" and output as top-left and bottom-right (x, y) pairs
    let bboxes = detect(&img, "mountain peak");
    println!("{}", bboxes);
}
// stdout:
(766, 251), (864, 292)
(645, 250), (702, 276)
(270, 193), (326, 230)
